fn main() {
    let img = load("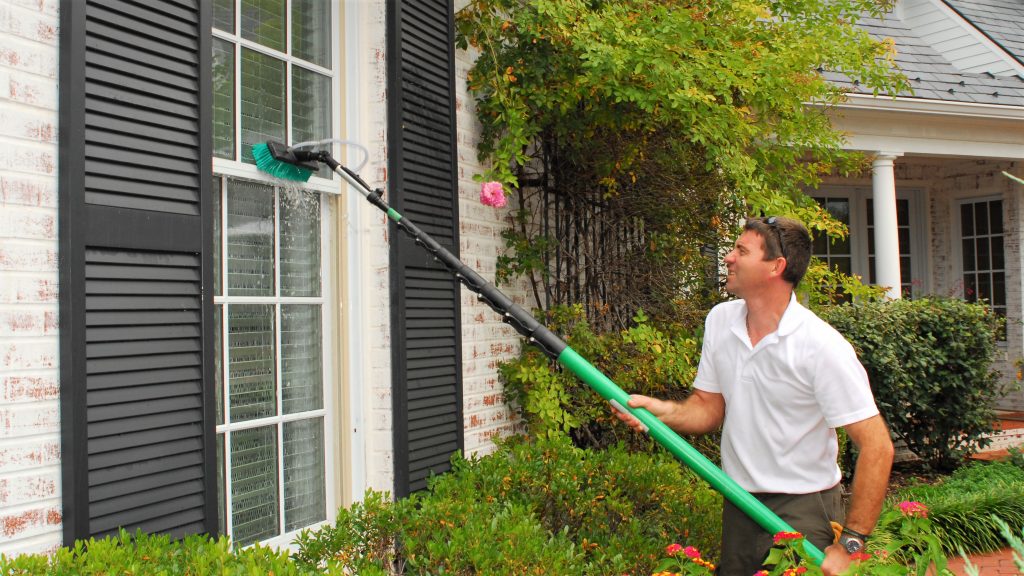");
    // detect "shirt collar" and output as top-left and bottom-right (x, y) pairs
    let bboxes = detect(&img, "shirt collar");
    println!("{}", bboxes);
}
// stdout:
(732, 292), (807, 343)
